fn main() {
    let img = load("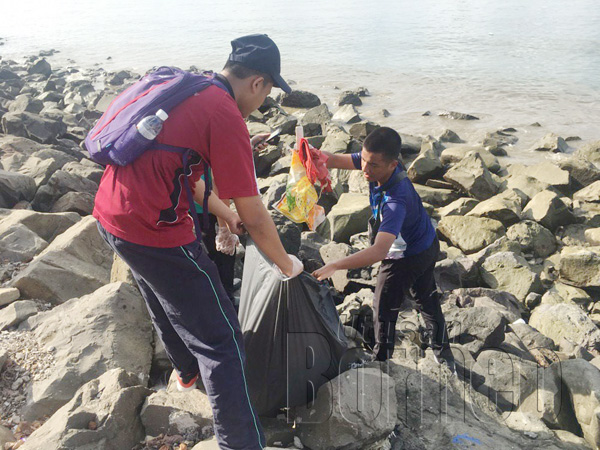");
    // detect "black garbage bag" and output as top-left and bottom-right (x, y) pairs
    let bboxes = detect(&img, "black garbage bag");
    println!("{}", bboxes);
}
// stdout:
(239, 240), (359, 417)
